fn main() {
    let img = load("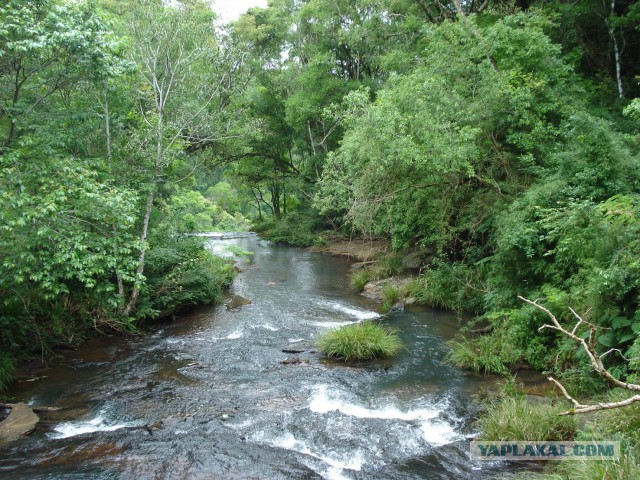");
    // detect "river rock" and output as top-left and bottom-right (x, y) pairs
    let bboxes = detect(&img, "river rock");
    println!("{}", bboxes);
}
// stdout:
(389, 301), (405, 312)
(404, 297), (417, 306)
(0, 403), (39, 444)
(226, 294), (252, 310)
(401, 251), (423, 270)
